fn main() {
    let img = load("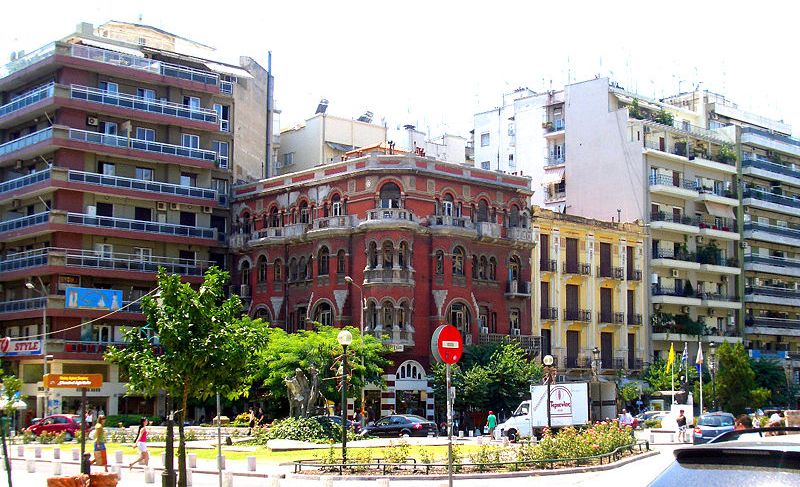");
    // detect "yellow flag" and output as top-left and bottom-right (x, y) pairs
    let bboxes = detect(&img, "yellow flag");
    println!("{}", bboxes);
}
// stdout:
(666, 343), (675, 371)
